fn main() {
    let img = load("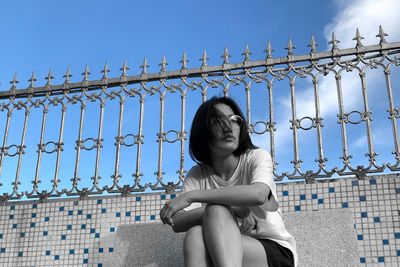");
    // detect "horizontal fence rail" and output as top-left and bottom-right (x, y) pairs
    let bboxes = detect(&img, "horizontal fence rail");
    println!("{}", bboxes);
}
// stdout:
(0, 26), (399, 201)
